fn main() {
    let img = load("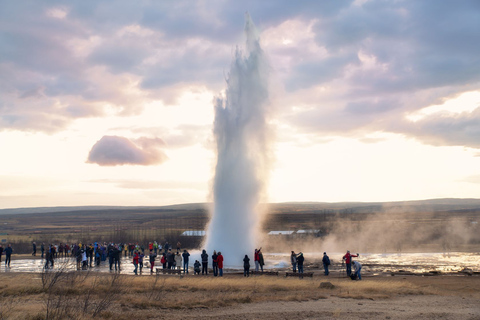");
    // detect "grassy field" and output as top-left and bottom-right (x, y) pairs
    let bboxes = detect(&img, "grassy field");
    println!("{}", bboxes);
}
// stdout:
(1, 270), (479, 319)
